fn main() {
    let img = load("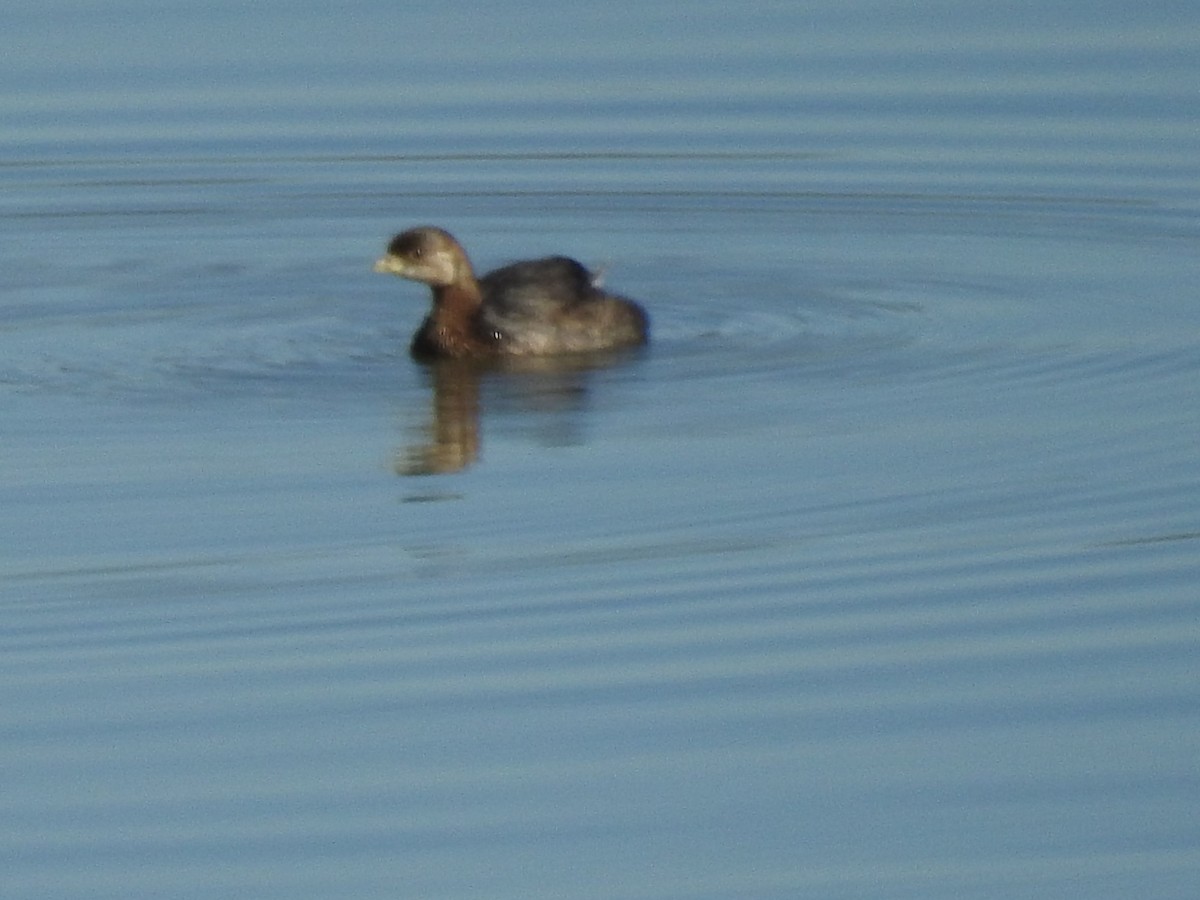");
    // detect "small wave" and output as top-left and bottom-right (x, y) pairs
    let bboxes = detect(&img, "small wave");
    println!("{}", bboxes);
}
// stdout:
(0, 308), (409, 401)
